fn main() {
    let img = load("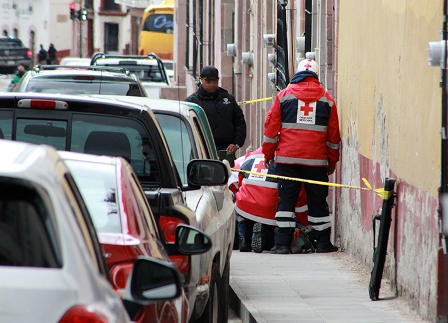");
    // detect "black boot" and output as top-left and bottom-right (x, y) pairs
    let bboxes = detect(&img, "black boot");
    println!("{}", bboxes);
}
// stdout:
(309, 228), (338, 253)
(239, 236), (252, 252)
